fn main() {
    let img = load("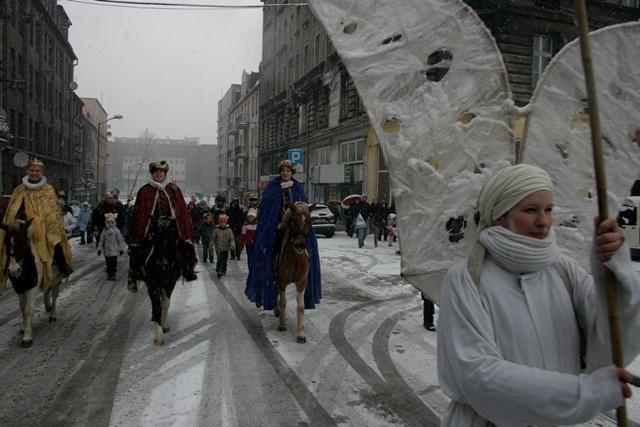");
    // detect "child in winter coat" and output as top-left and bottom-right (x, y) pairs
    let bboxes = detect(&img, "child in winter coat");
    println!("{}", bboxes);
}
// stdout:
(240, 208), (258, 268)
(197, 213), (216, 263)
(77, 202), (93, 245)
(97, 213), (126, 281)
(387, 213), (397, 247)
(212, 214), (235, 278)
